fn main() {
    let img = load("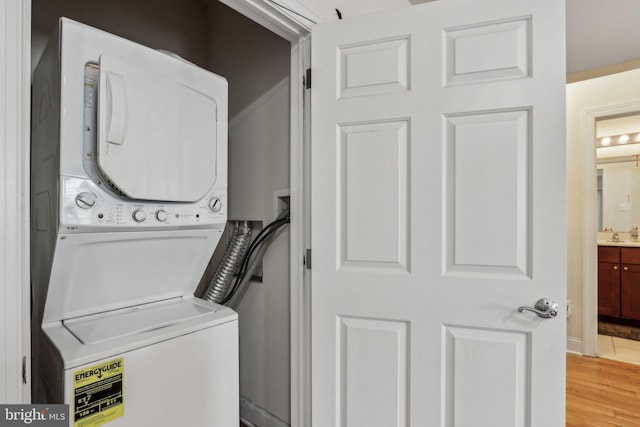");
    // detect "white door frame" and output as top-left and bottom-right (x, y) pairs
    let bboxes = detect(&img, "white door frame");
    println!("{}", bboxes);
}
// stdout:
(219, 0), (316, 41)
(6, 0), (313, 421)
(0, 0), (32, 404)
(217, 4), (314, 425)
(582, 100), (640, 357)
(288, 34), (312, 427)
